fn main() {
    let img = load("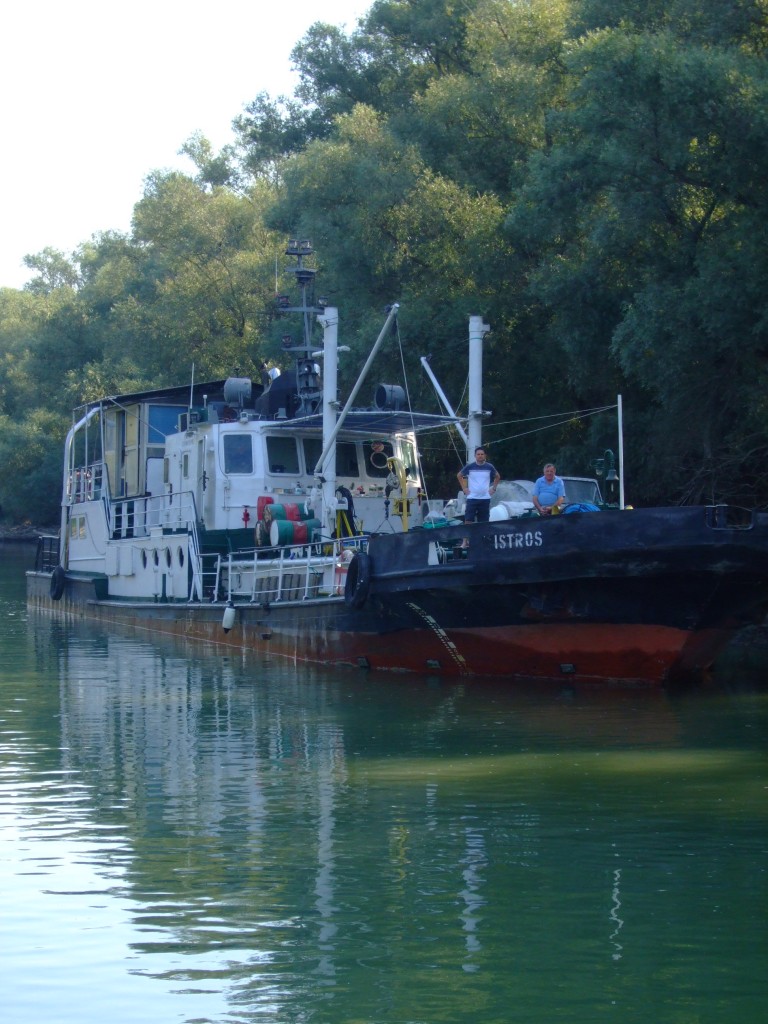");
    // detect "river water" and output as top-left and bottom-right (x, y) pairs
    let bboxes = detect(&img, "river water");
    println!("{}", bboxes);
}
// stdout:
(1, 543), (766, 1024)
